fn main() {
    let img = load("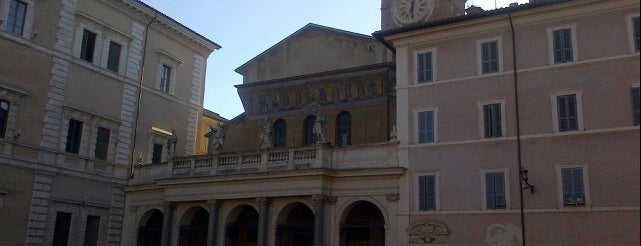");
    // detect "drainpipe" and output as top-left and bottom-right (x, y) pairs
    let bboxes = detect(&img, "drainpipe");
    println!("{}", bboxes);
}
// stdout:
(508, 11), (526, 246)
(129, 12), (157, 179)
